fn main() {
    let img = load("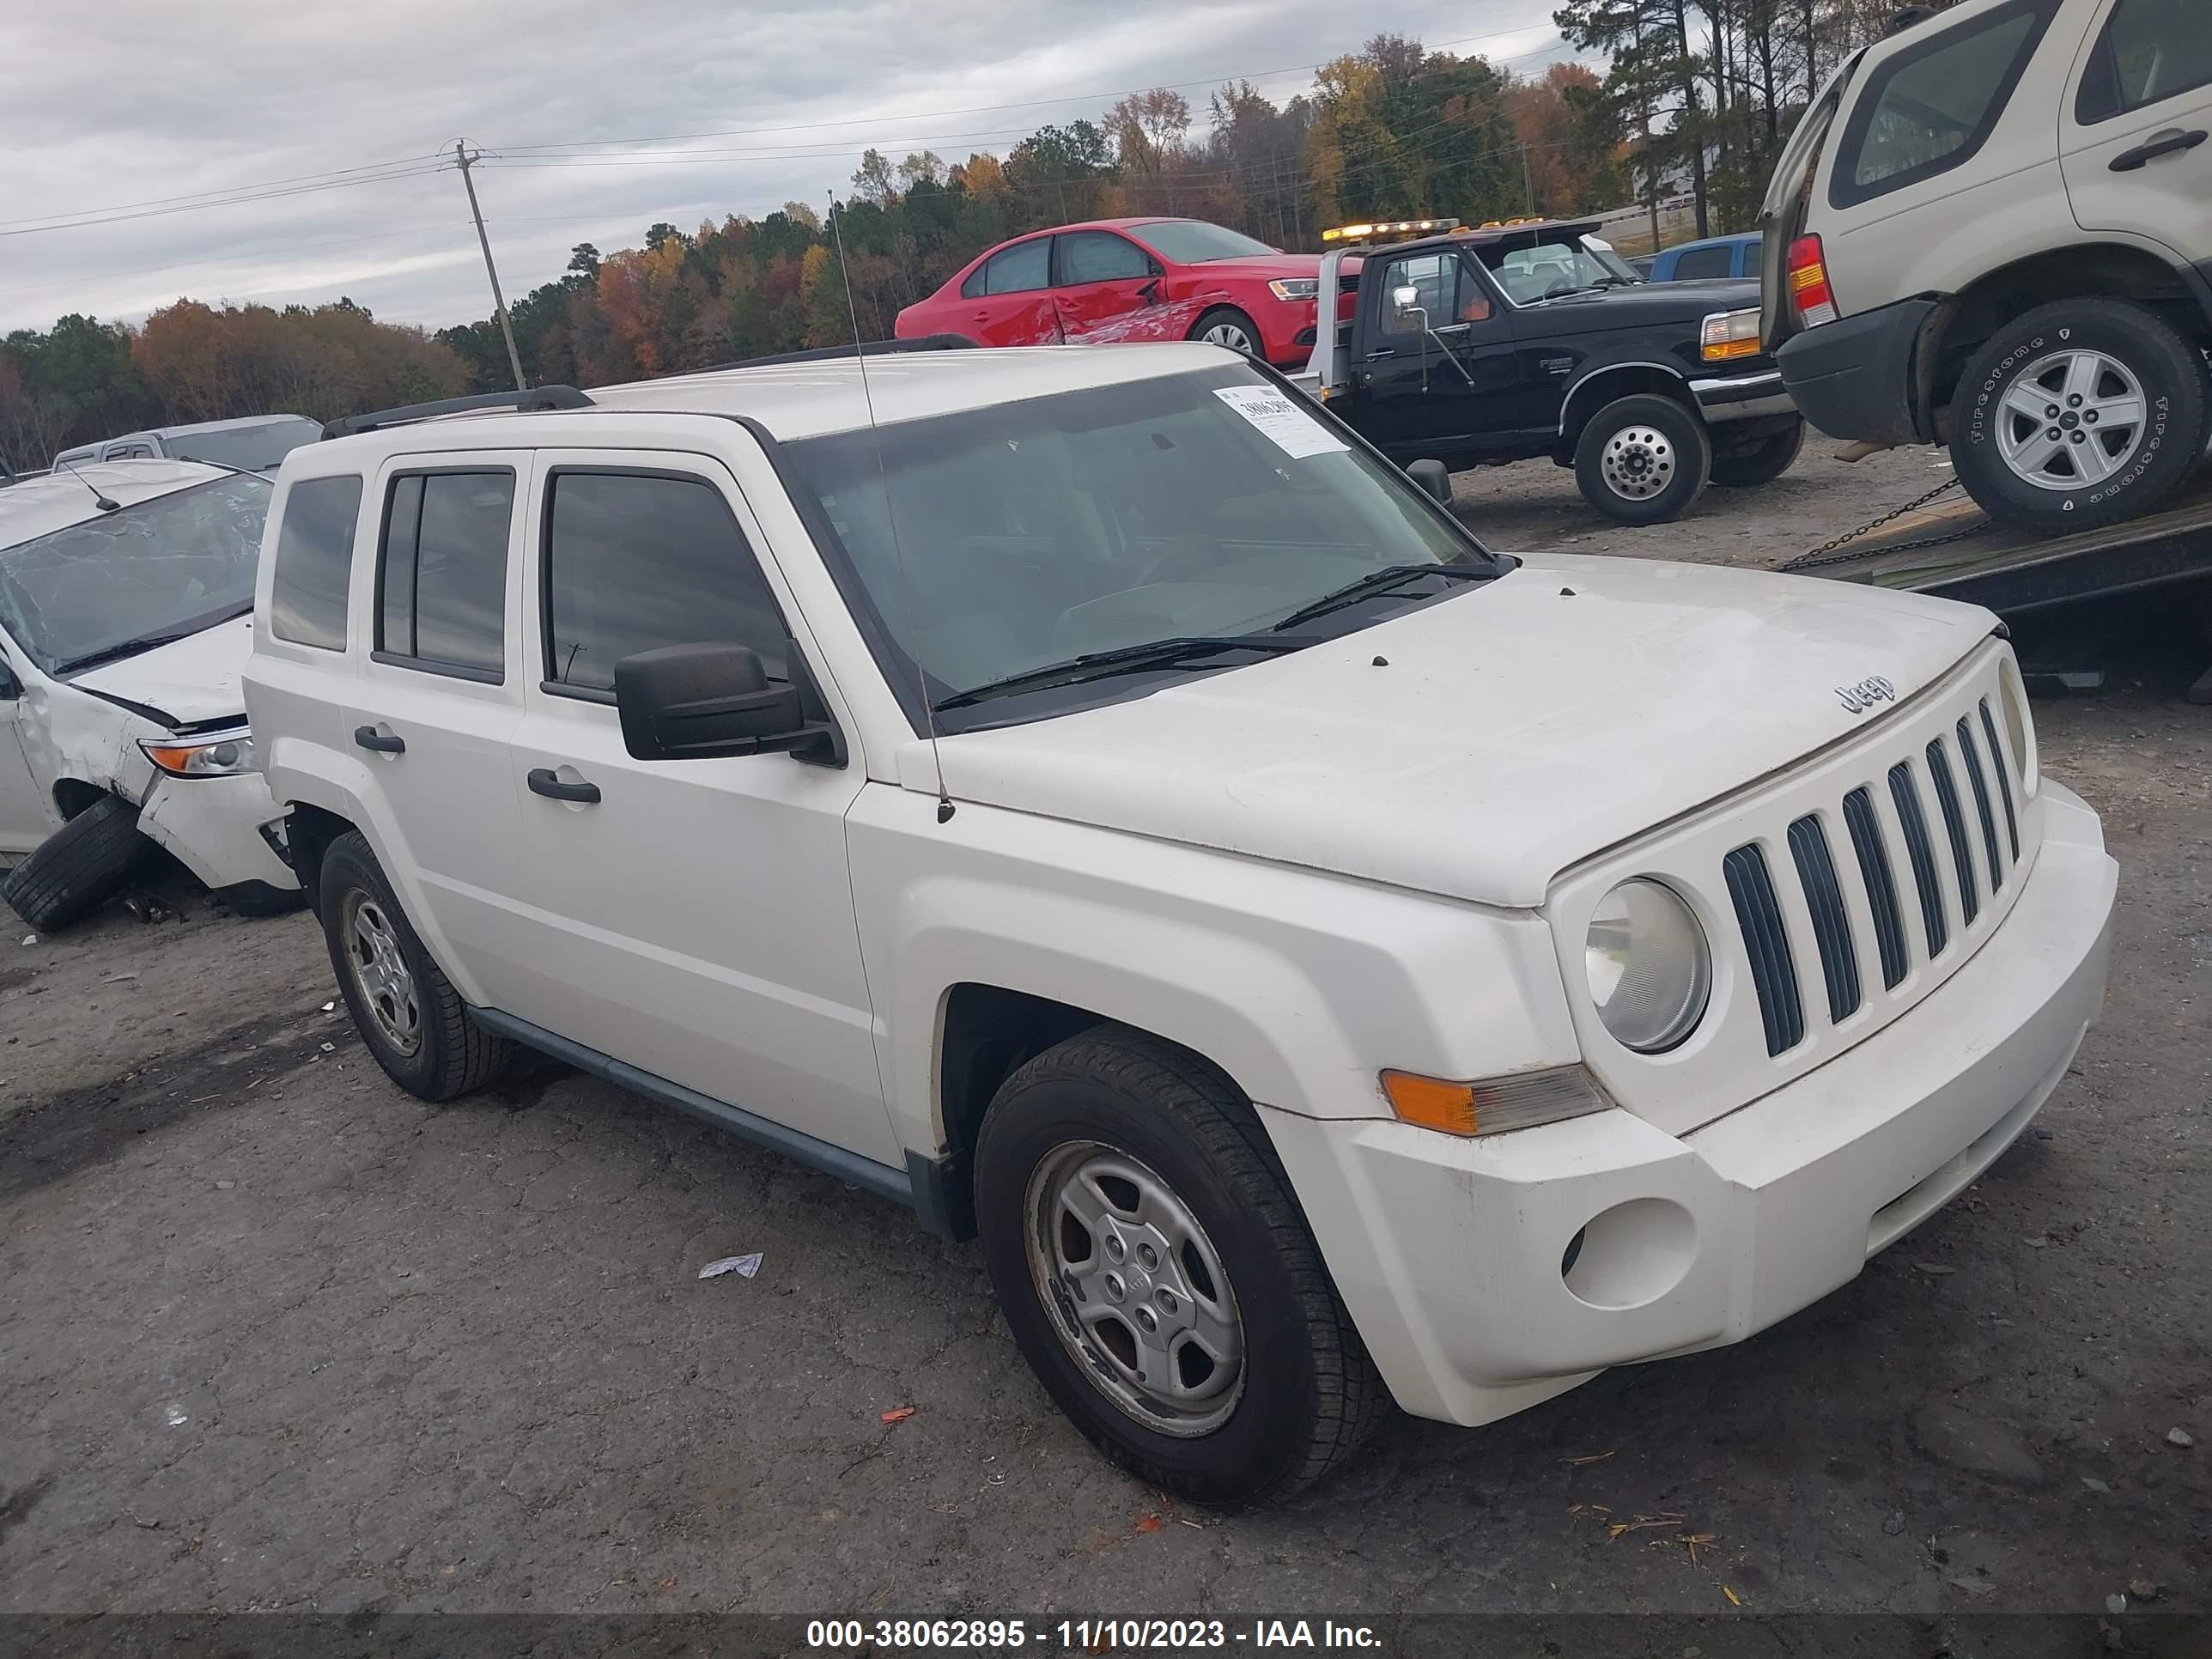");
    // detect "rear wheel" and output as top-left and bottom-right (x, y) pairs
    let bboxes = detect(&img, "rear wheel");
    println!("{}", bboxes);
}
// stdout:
(1, 794), (153, 931)
(1953, 297), (2209, 533)
(1188, 307), (1262, 357)
(974, 1025), (1385, 1507)
(1710, 416), (1805, 487)
(1573, 392), (1711, 524)
(318, 830), (514, 1101)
